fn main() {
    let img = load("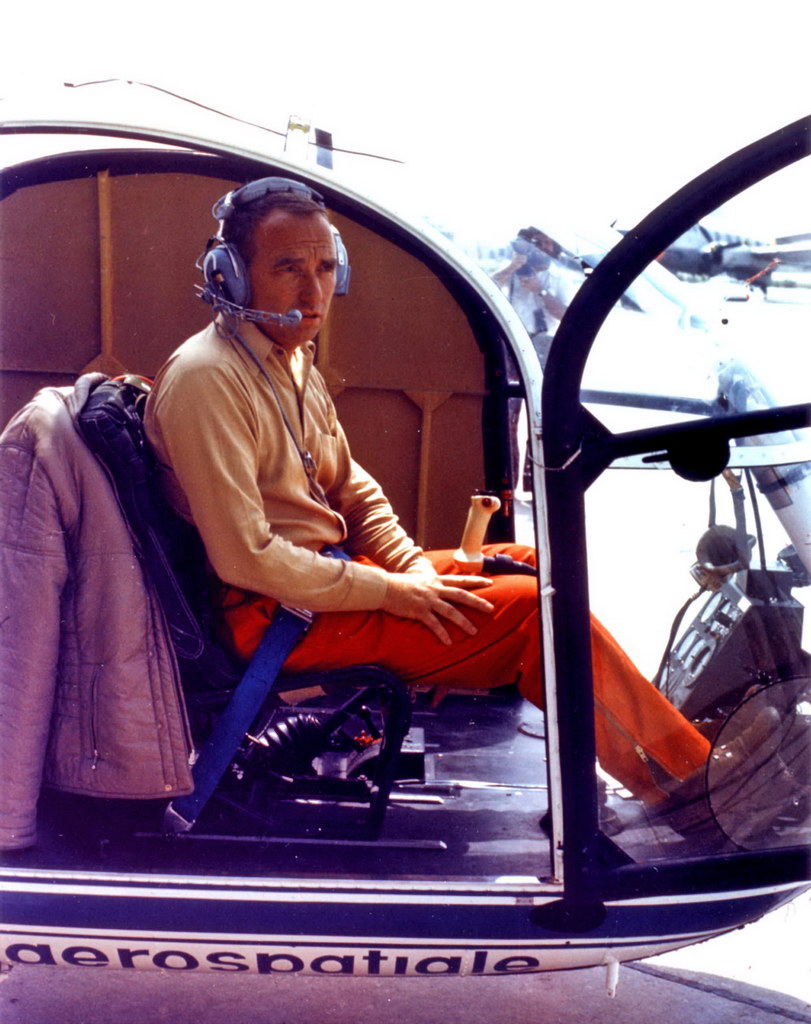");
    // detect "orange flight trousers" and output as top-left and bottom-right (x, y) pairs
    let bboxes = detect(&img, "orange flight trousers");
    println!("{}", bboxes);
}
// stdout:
(220, 543), (710, 803)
